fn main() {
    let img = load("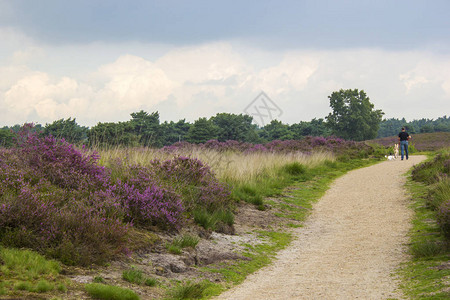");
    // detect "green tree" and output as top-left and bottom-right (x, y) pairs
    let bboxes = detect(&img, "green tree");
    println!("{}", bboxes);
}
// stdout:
(88, 122), (139, 147)
(129, 110), (161, 147)
(0, 128), (15, 147)
(186, 118), (218, 143)
(160, 119), (191, 145)
(326, 89), (384, 141)
(260, 120), (293, 141)
(290, 118), (331, 139)
(44, 118), (88, 144)
(211, 113), (256, 142)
